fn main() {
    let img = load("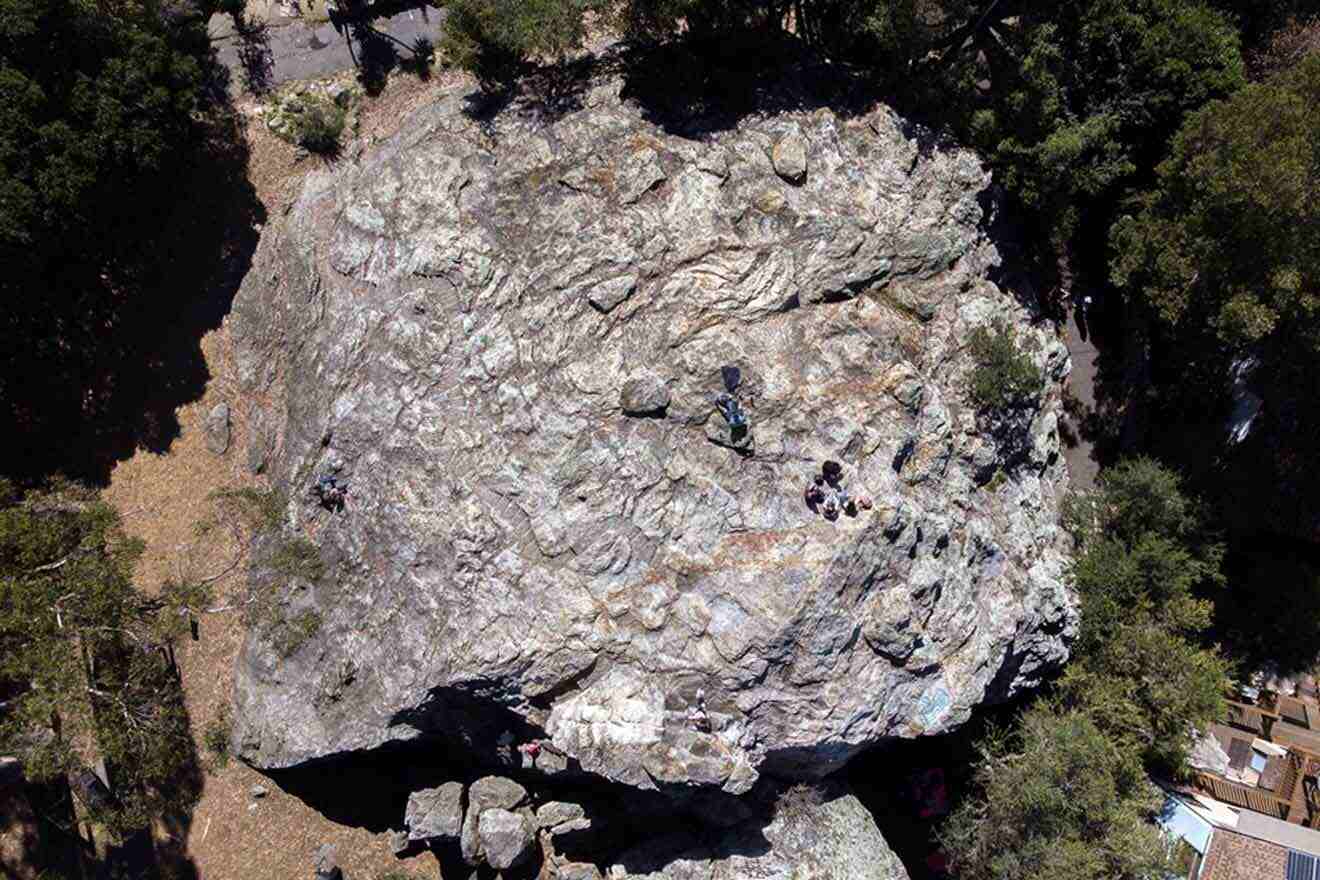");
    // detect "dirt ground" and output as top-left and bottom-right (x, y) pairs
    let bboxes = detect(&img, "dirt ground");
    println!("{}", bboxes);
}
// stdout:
(99, 69), (457, 880)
